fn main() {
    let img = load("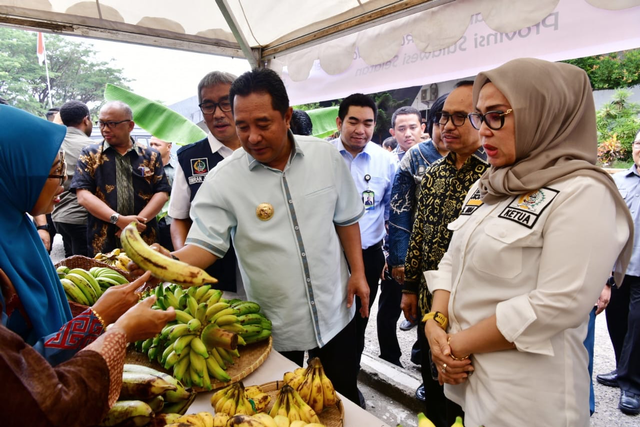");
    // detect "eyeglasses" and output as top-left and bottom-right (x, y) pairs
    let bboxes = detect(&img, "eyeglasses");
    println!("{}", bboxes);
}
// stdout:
(96, 119), (131, 129)
(48, 151), (67, 184)
(436, 112), (469, 127)
(468, 109), (513, 131)
(199, 99), (232, 115)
